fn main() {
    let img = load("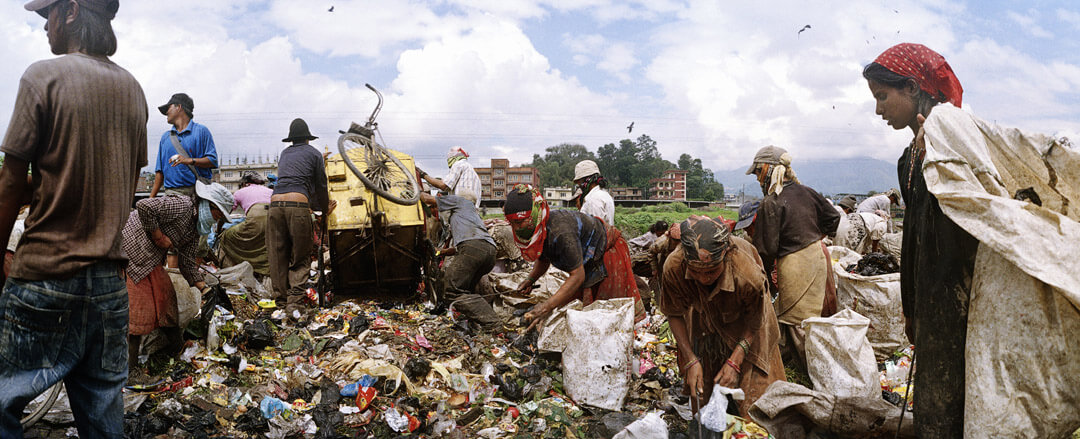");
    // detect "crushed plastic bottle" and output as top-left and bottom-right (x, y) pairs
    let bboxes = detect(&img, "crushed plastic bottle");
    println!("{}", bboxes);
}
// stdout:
(384, 407), (409, 432)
